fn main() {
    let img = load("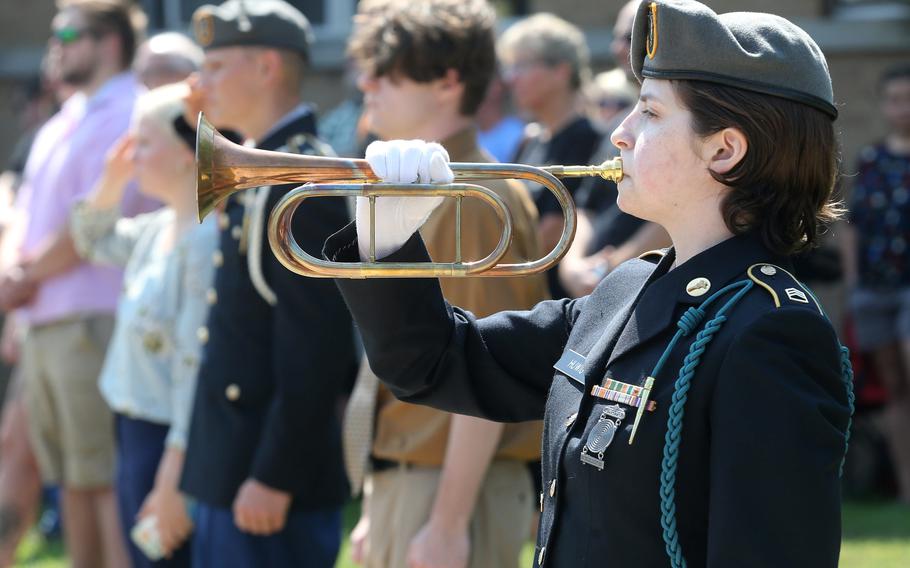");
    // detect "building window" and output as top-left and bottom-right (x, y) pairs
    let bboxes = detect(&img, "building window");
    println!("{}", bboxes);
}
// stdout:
(825, 0), (910, 19)
(141, 0), (356, 35)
